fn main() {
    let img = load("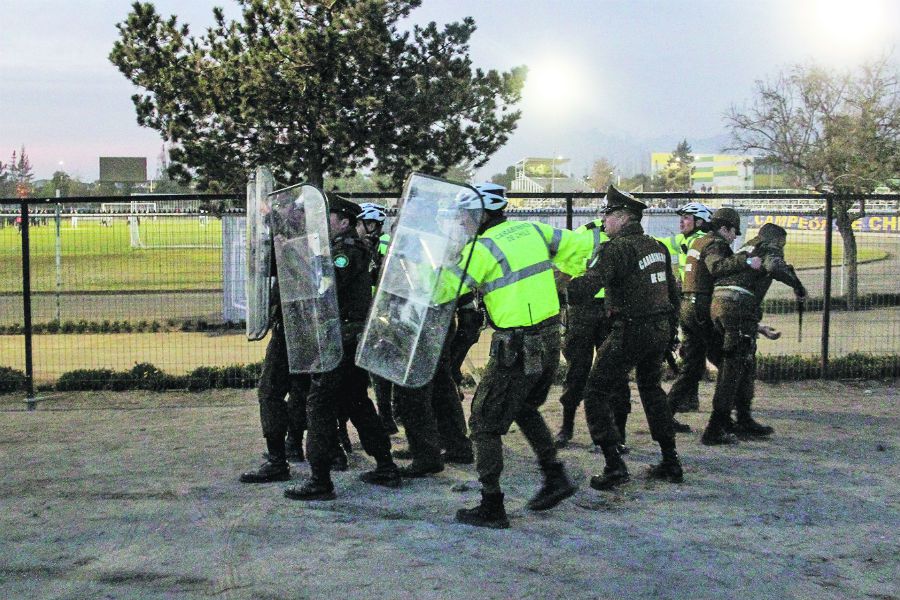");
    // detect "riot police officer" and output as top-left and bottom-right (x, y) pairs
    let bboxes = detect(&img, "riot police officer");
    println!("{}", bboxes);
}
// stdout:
(239, 180), (308, 484)
(452, 182), (589, 528)
(356, 202), (400, 435)
(703, 223), (806, 444)
(569, 186), (683, 491)
(284, 196), (401, 501)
